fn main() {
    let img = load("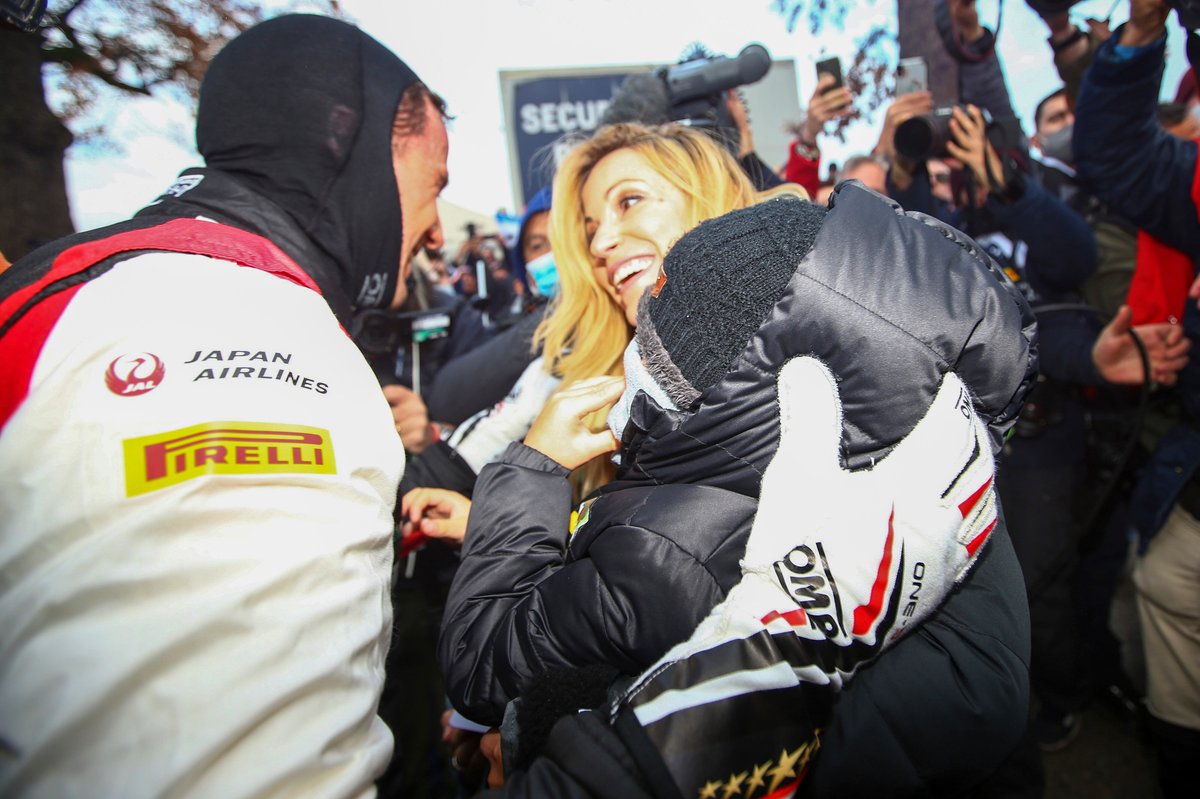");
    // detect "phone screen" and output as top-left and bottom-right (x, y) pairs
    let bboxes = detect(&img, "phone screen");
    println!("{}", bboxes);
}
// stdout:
(815, 57), (843, 92)
(897, 57), (928, 96)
